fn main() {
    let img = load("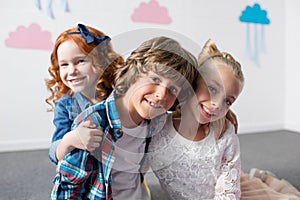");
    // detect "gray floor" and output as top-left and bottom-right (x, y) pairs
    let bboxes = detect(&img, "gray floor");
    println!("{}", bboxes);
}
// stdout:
(0, 130), (299, 200)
